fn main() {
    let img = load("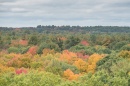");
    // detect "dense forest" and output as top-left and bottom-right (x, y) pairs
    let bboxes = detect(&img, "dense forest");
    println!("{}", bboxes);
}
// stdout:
(0, 26), (130, 86)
